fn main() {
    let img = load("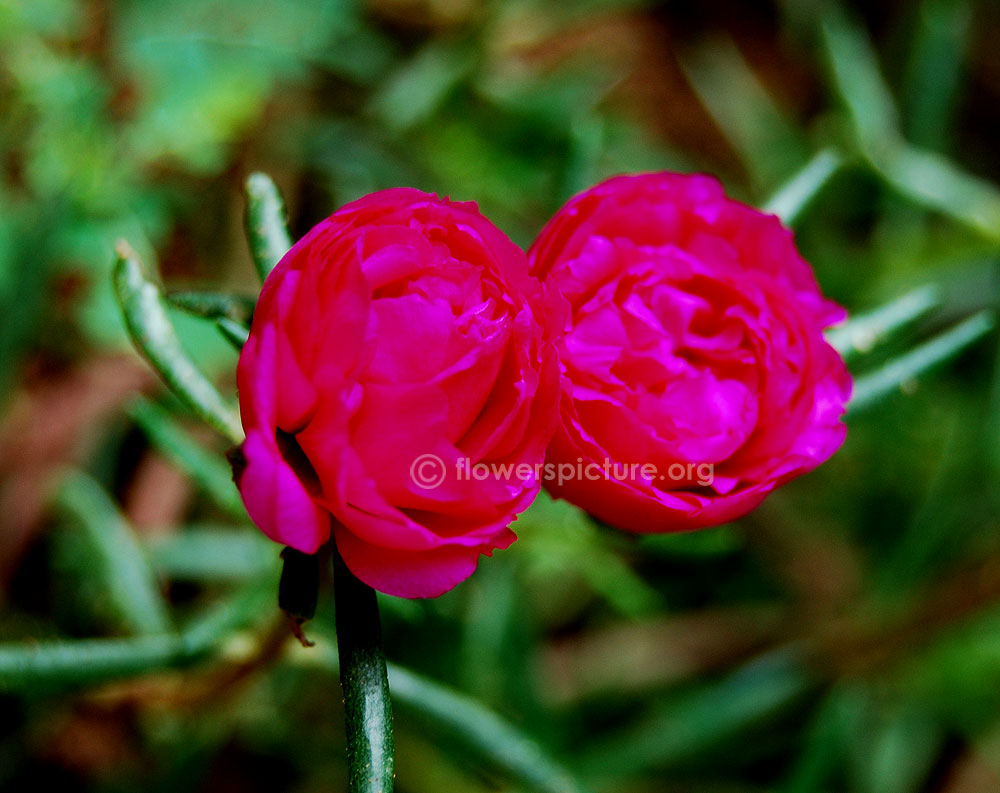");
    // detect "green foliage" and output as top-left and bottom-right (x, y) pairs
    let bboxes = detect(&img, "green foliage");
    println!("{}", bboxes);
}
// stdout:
(113, 243), (243, 443)
(128, 397), (247, 518)
(848, 311), (995, 415)
(244, 172), (293, 282)
(55, 470), (174, 636)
